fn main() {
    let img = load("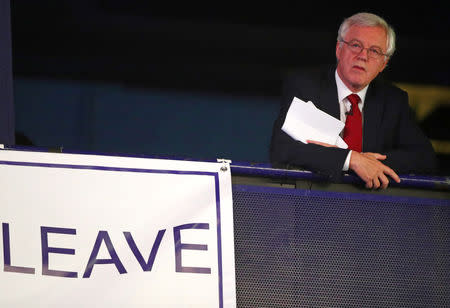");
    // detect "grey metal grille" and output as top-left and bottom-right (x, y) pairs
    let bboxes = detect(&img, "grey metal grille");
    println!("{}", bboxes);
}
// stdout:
(232, 186), (450, 308)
